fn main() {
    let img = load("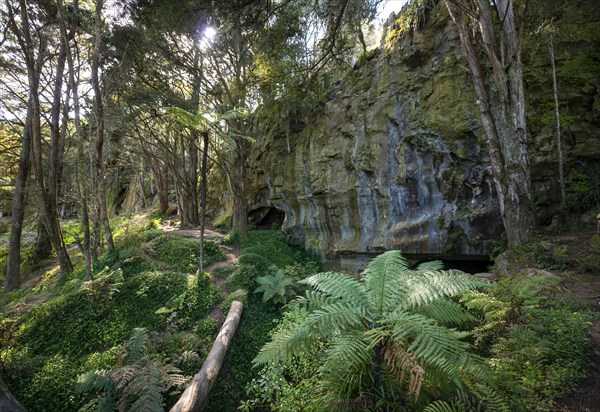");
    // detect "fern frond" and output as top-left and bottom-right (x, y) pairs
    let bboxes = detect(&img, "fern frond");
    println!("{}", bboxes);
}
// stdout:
(382, 343), (425, 399)
(160, 364), (188, 390)
(416, 260), (445, 271)
(416, 299), (478, 328)
(401, 270), (487, 310)
(253, 321), (315, 366)
(125, 361), (165, 412)
(363, 250), (410, 315)
(291, 289), (337, 309)
(324, 331), (374, 380)
(95, 393), (119, 412)
(318, 332), (376, 400)
(471, 382), (511, 412)
(114, 364), (142, 390)
(307, 301), (367, 334)
(424, 400), (466, 412)
(461, 291), (507, 315)
(386, 311), (469, 376)
(125, 328), (148, 364)
(301, 272), (370, 309)
(174, 350), (200, 368)
(75, 370), (112, 394)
